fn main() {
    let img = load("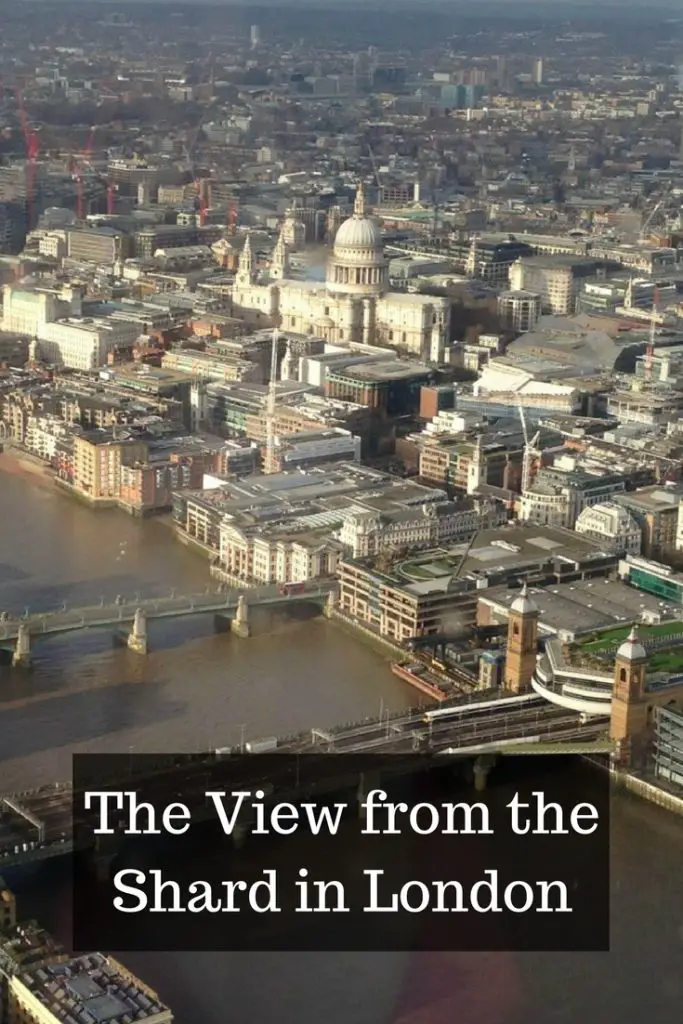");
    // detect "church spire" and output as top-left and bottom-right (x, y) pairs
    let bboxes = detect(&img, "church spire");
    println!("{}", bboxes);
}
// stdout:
(270, 227), (289, 281)
(236, 232), (254, 285)
(354, 181), (366, 218)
